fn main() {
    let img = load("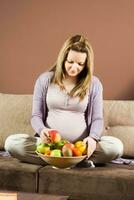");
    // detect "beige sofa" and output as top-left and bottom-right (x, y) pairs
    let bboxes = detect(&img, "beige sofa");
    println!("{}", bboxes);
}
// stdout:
(0, 93), (134, 200)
